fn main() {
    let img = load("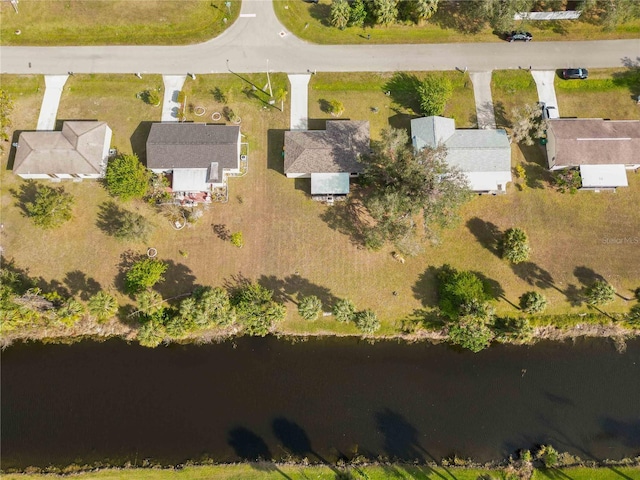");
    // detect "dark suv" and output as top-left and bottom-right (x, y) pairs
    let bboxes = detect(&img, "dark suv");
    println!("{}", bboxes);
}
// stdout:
(562, 68), (589, 79)
(506, 31), (532, 42)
